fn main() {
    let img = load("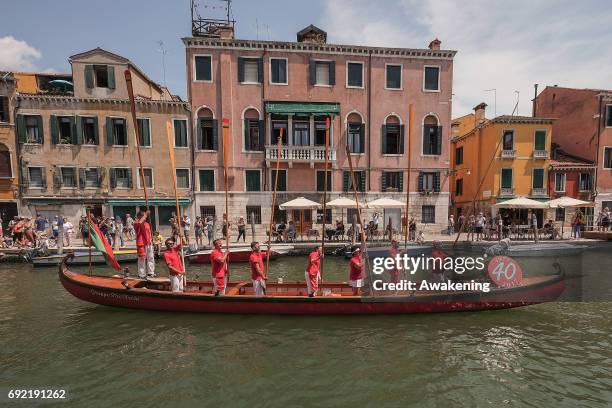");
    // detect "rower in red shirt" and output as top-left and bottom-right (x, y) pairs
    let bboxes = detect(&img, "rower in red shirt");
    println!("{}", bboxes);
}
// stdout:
(249, 241), (266, 297)
(163, 236), (185, 292)
(210, 238), (228, 295)
(134, 209), (155, 279)
(388, 239), (401, 284)
(349, 247), (364, 296)
(305, 246), (323, 297)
